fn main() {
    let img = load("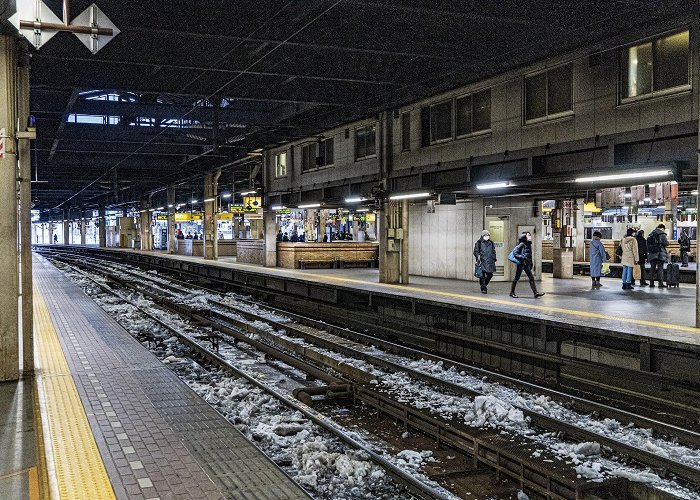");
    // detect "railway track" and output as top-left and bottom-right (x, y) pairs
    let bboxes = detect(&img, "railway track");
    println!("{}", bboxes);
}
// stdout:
(39, 248), (700, 499)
